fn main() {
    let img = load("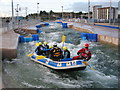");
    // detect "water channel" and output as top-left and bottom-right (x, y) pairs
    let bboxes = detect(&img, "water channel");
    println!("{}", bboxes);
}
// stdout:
(2, 22), (119, 88)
